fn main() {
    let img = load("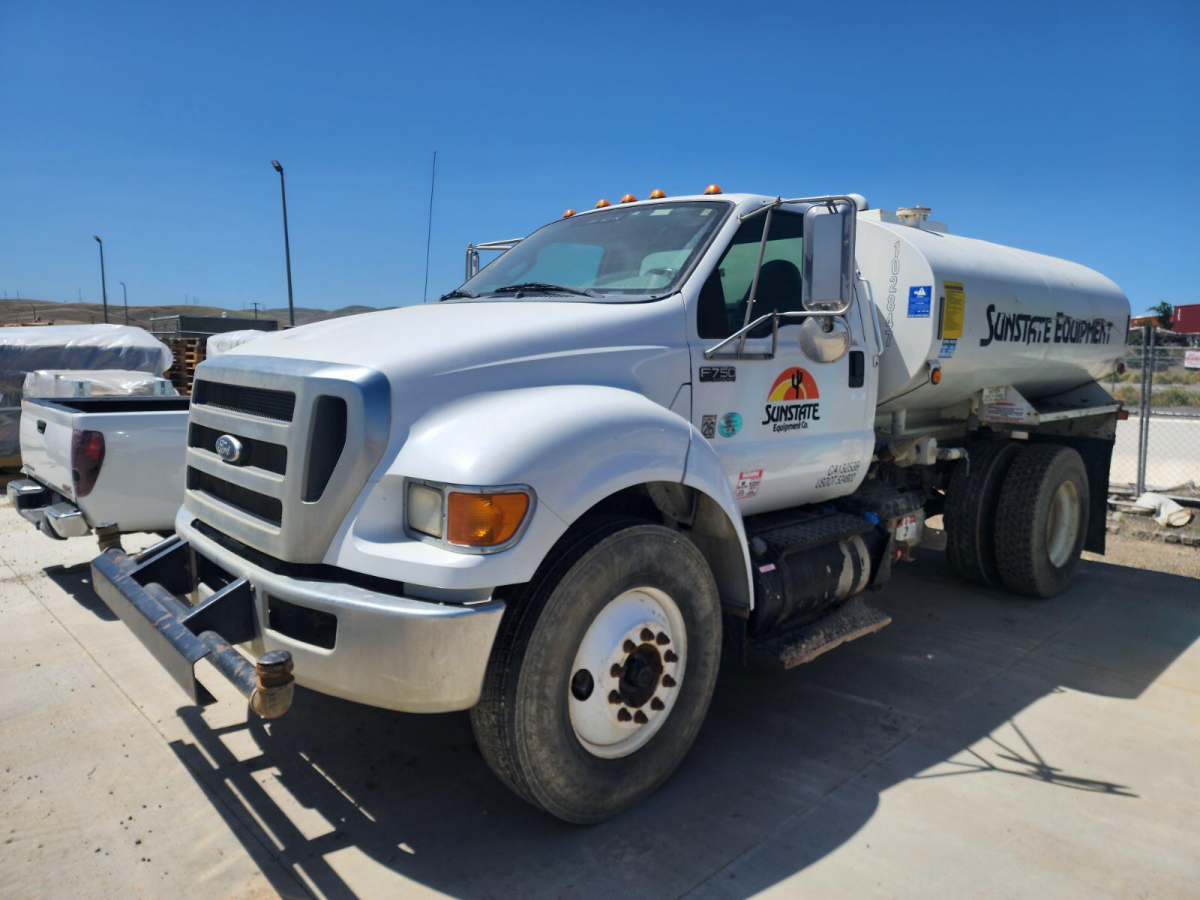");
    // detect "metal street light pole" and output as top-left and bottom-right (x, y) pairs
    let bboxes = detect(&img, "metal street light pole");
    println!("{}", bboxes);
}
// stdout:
(270, 160), (295, 327)
(119, 281), (129, 325)
(92, 235), (109, 323)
